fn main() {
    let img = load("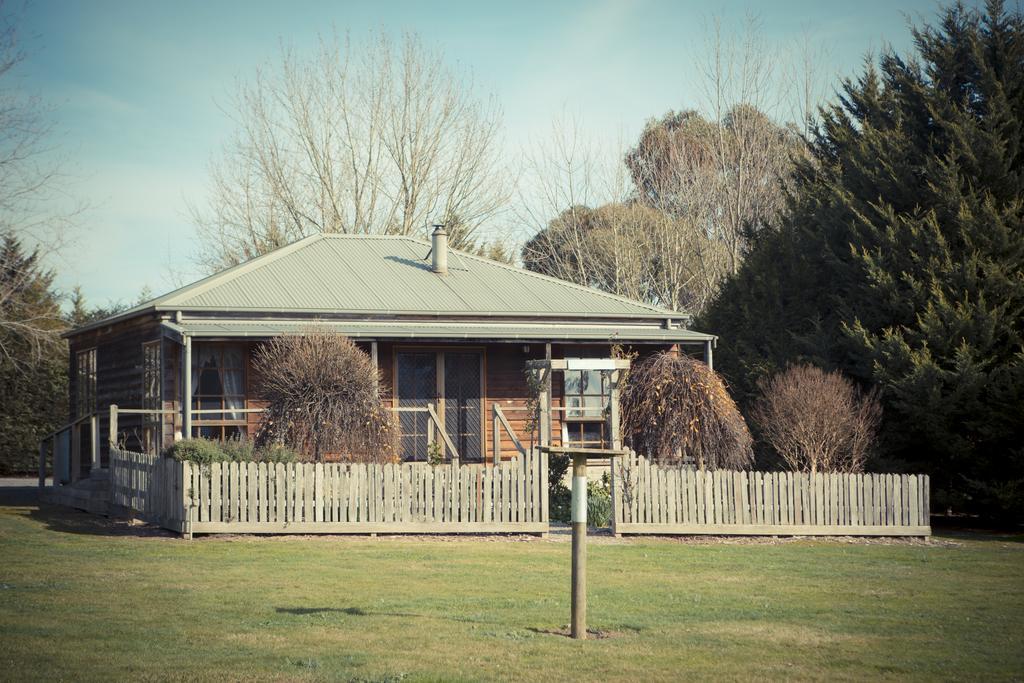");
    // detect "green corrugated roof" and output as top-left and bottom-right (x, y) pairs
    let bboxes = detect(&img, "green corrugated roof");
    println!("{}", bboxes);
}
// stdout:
(68, 233), (713, 340)
(155, 234), (674, 317)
